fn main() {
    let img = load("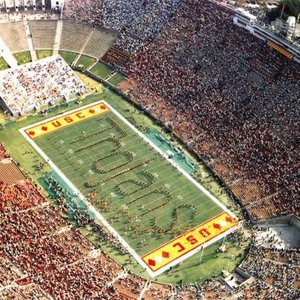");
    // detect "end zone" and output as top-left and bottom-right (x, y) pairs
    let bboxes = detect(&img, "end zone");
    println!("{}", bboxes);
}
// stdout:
(25, 103), (109, 139)
(142, 212), (239, 275)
